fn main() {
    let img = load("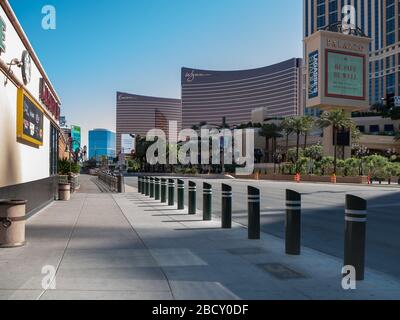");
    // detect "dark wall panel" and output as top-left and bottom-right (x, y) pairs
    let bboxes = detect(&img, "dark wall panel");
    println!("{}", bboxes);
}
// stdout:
(0, 176), (57, 218)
